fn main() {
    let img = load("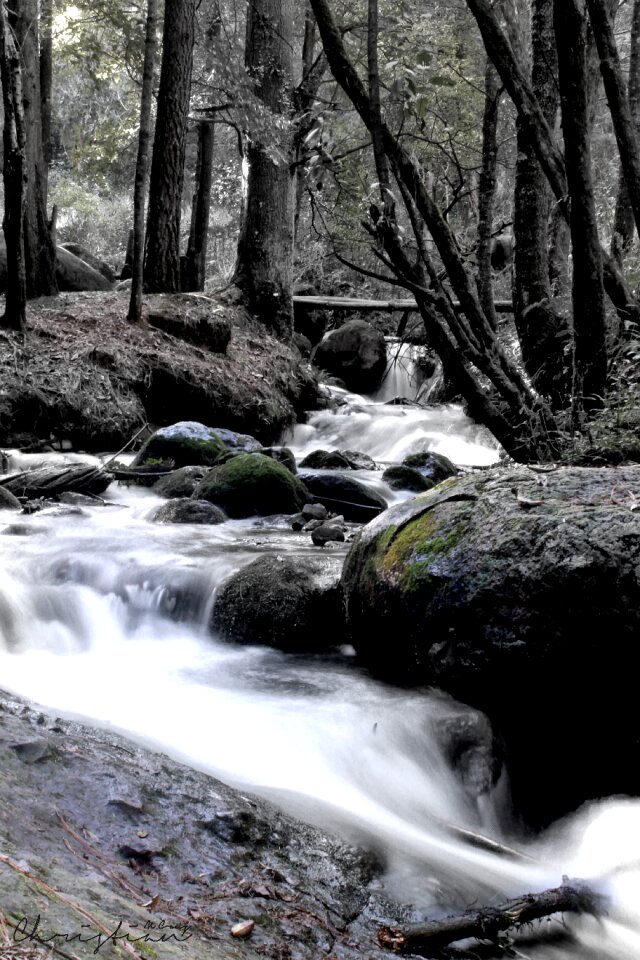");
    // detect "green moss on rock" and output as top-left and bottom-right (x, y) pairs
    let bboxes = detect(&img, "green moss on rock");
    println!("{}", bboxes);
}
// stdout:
(195, 453), (309, 518)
